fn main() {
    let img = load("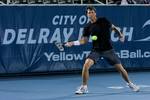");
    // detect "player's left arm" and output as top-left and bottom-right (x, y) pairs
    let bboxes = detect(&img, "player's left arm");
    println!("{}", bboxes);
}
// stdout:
(111, 24), (125, 42)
